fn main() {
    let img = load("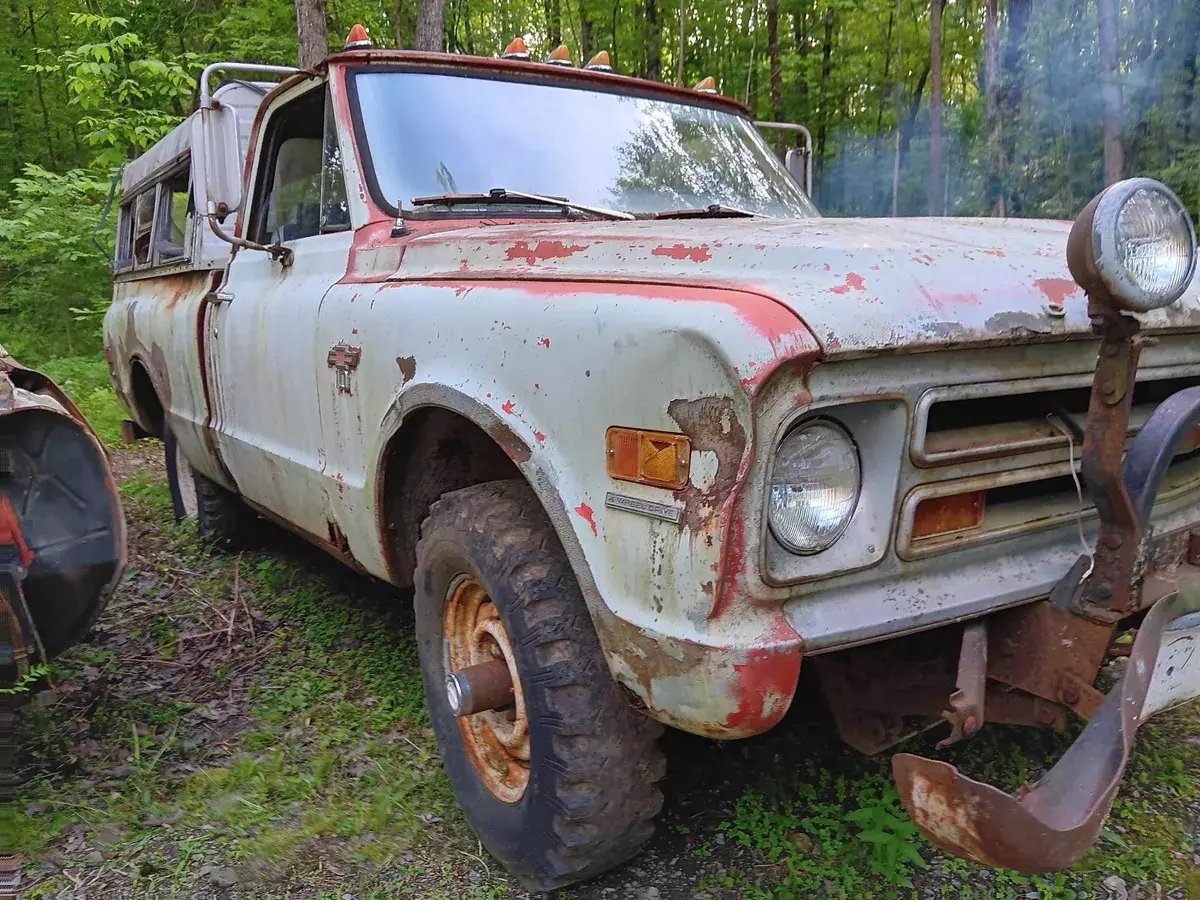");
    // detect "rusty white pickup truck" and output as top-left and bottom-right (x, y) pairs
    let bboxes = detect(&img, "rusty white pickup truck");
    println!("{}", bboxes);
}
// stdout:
(103, 27), (1200, 889)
